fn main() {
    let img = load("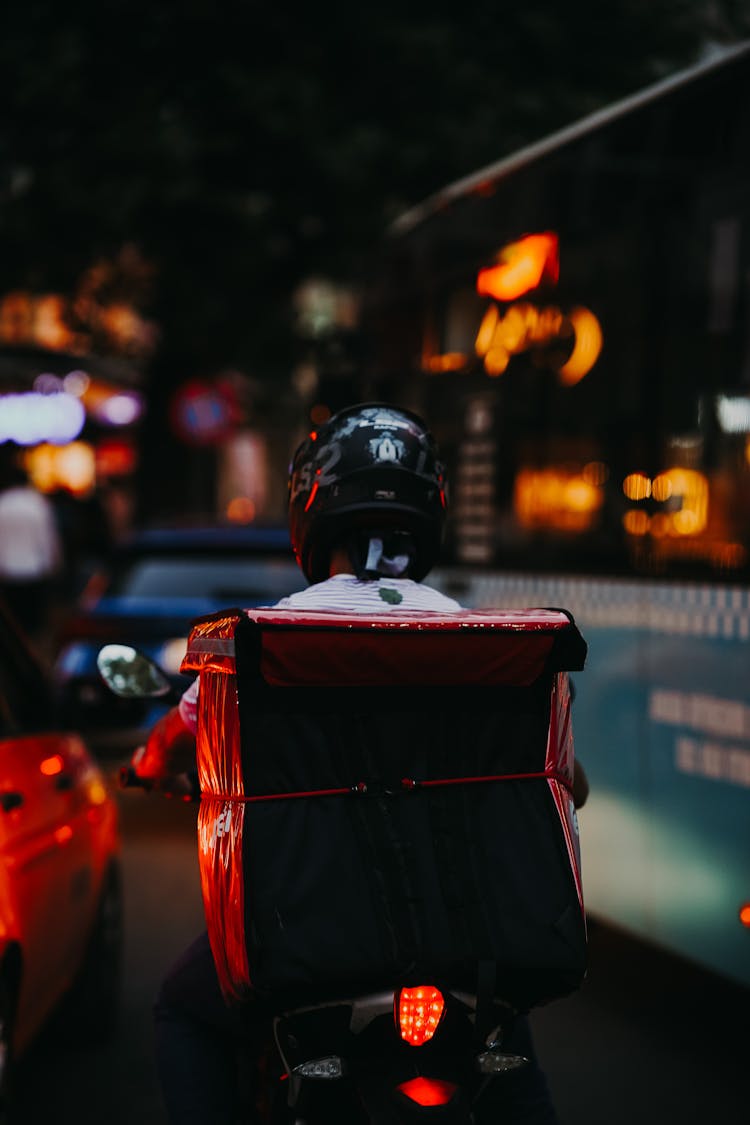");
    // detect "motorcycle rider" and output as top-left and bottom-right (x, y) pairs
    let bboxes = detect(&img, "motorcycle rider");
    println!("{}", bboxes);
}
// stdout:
(131, 402), (588, 1123)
